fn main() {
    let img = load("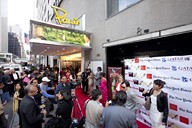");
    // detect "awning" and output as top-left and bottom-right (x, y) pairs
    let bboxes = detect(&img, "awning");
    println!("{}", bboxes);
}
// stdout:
(29, 19), (92, 56)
